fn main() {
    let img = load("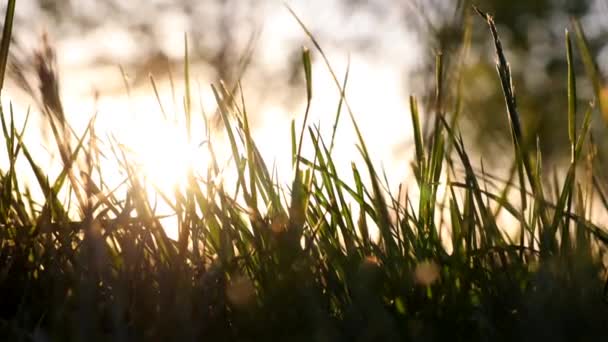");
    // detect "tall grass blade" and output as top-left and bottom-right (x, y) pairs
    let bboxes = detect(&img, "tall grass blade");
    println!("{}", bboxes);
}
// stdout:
(0, 0), (15, 93)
